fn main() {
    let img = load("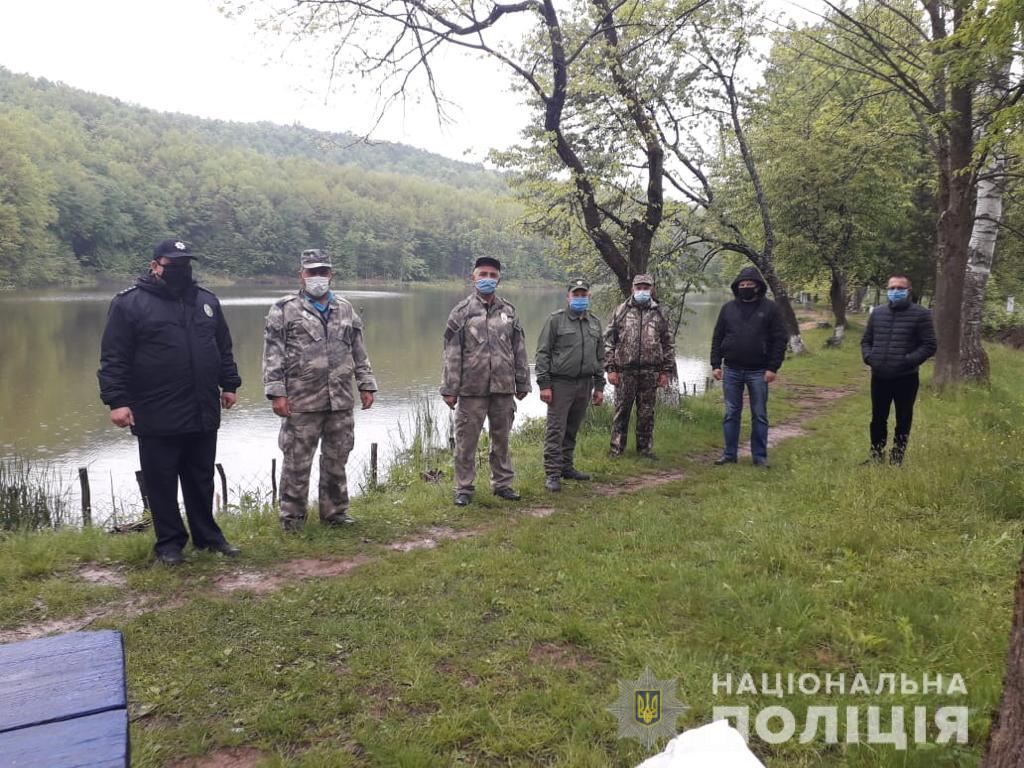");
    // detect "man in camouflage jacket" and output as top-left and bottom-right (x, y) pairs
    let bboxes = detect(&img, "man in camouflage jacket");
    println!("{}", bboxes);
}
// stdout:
(263, 249), (377, 529)
(604, 274), (675, 458)
(440, 256), (531, 506)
